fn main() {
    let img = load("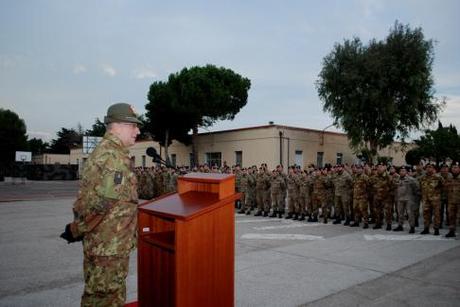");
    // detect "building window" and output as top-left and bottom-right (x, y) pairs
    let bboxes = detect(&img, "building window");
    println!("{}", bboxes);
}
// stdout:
(206, 152), (222, 167)
(235, 151), (242, 166)
(316, 152), (324, 168)
(171, 154), (177, 167)
(336, 153), (343, 165)
(295, 150), (303, 168)
(142, 155), (146, 167)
